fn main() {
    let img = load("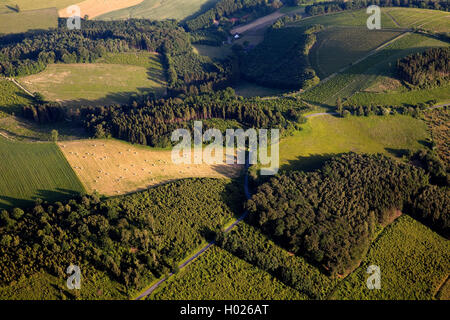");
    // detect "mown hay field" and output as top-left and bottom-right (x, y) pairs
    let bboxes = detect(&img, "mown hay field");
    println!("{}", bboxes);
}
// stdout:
(58, 0), (144, 19)
(59, 139), (242, 196)
(0, 137), (85, 209)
